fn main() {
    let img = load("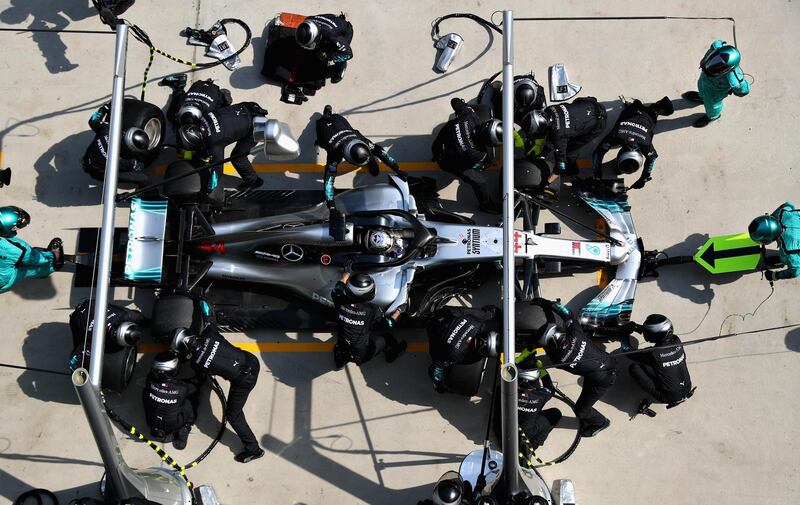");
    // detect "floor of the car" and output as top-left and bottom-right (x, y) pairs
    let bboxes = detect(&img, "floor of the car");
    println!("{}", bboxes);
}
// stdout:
(215, 189), (324, 222)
